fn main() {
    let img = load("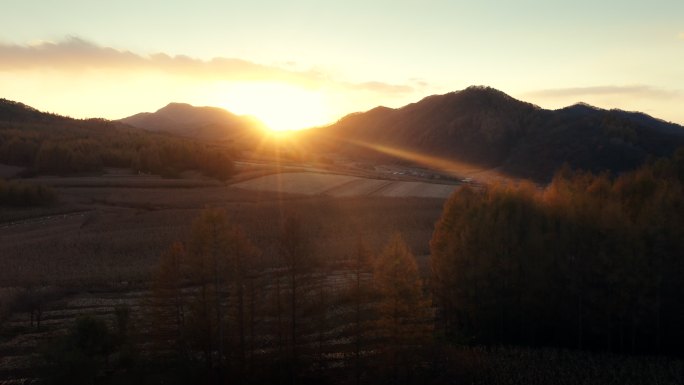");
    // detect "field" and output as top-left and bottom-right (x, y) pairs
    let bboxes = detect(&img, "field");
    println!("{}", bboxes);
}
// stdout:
(4, 164), (680, 384)
(1, 184), (445, 285)
(0, 165), (452, 382)
(234, 171), (459, 198)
